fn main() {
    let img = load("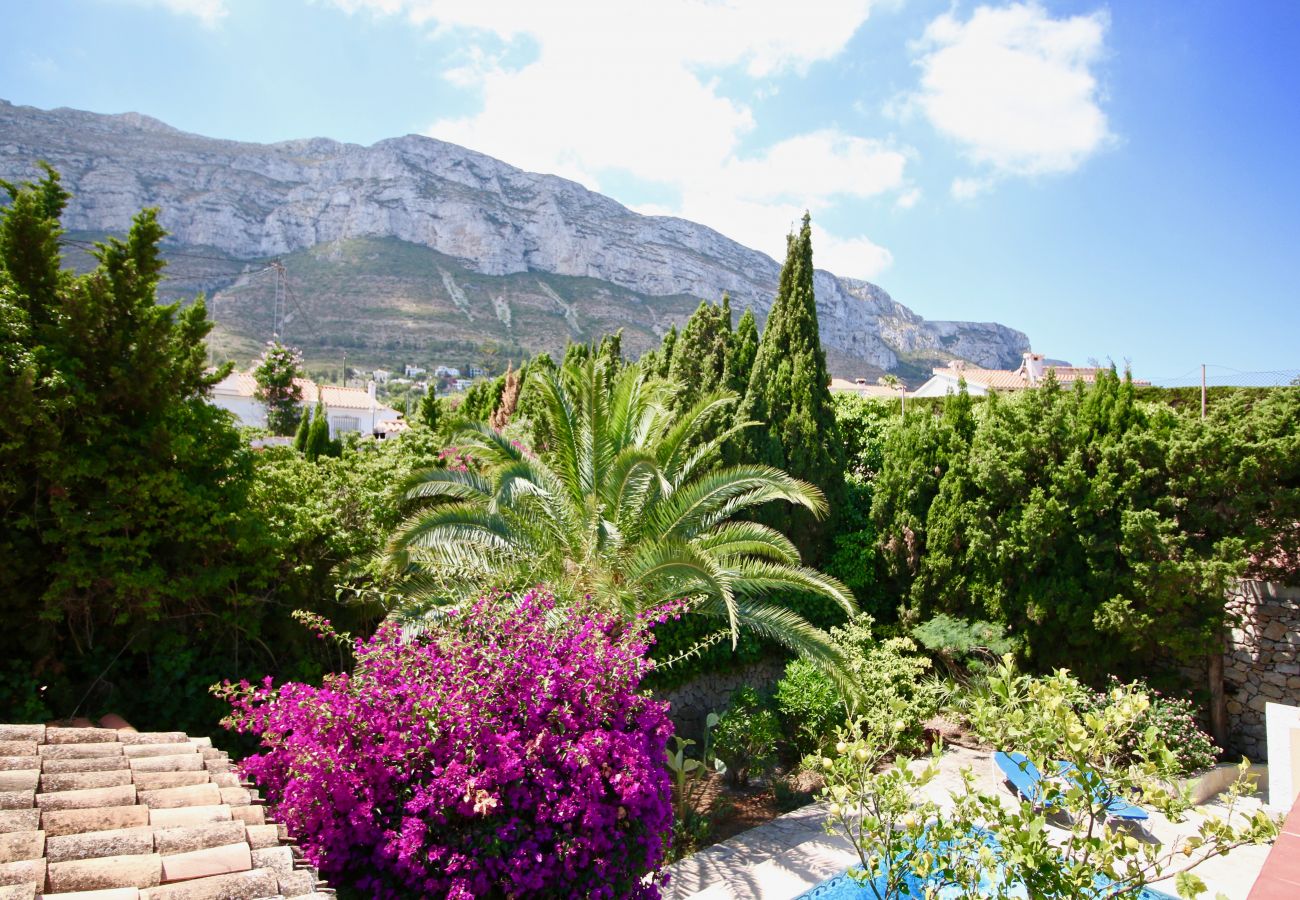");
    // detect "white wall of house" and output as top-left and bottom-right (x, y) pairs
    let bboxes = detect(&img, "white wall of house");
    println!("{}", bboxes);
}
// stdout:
(210, 390), (268, 429)
(911, 373), (991, 398)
